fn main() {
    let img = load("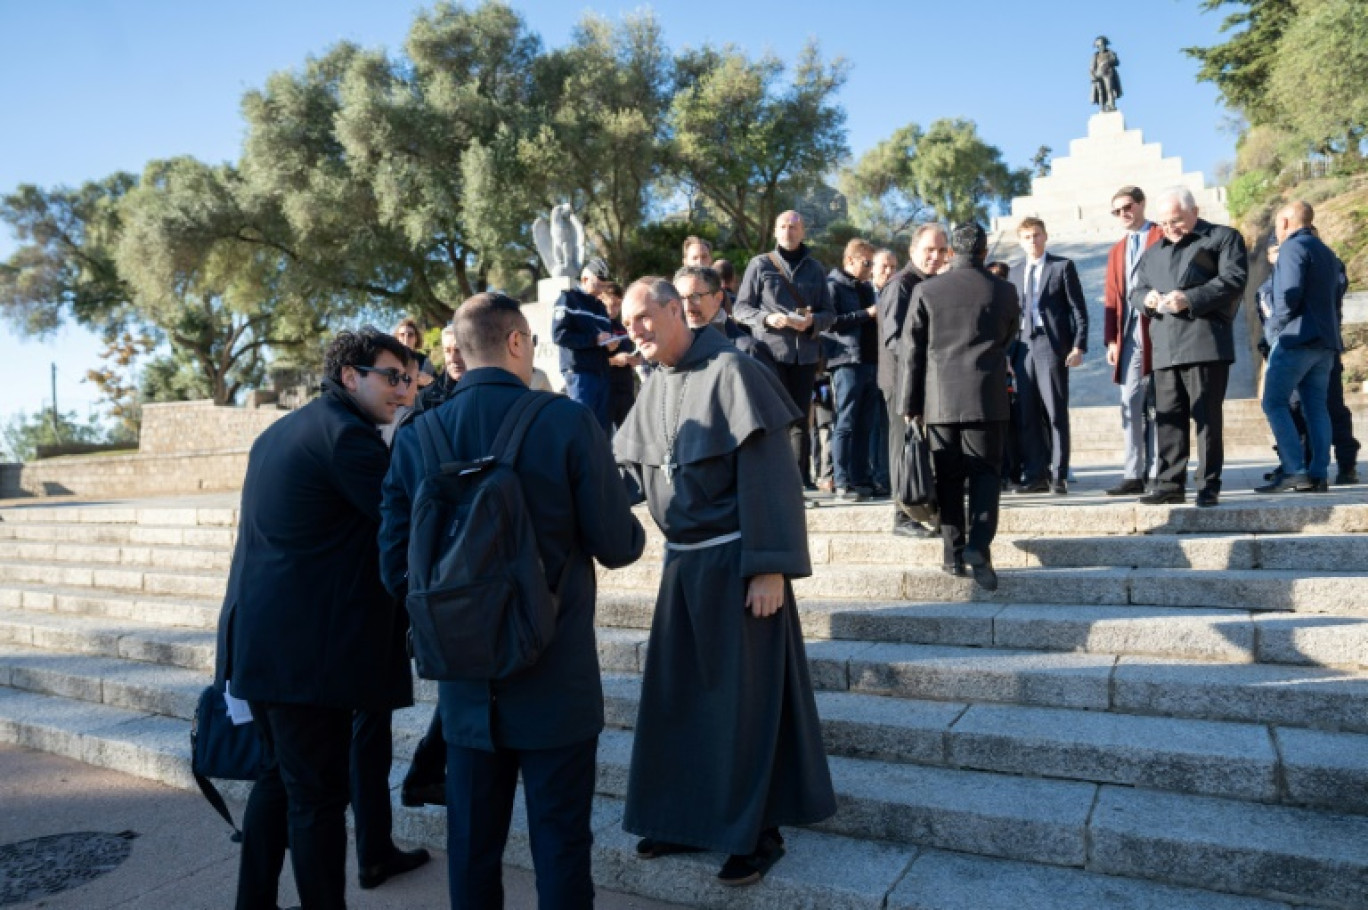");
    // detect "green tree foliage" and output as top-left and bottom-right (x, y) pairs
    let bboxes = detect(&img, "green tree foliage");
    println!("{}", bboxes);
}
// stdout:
(1185, 0), (1296, 127)
(842, 119), (1028, 232)
(237, 1), (544, 324)
(669, 42), (849, 251)
(0, 175), (138, 337)
(0, 408), (116, 463)
(1267, 0), (1368, 156)
(116, 157), (334, 404)
(526, 11), (673, 278)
